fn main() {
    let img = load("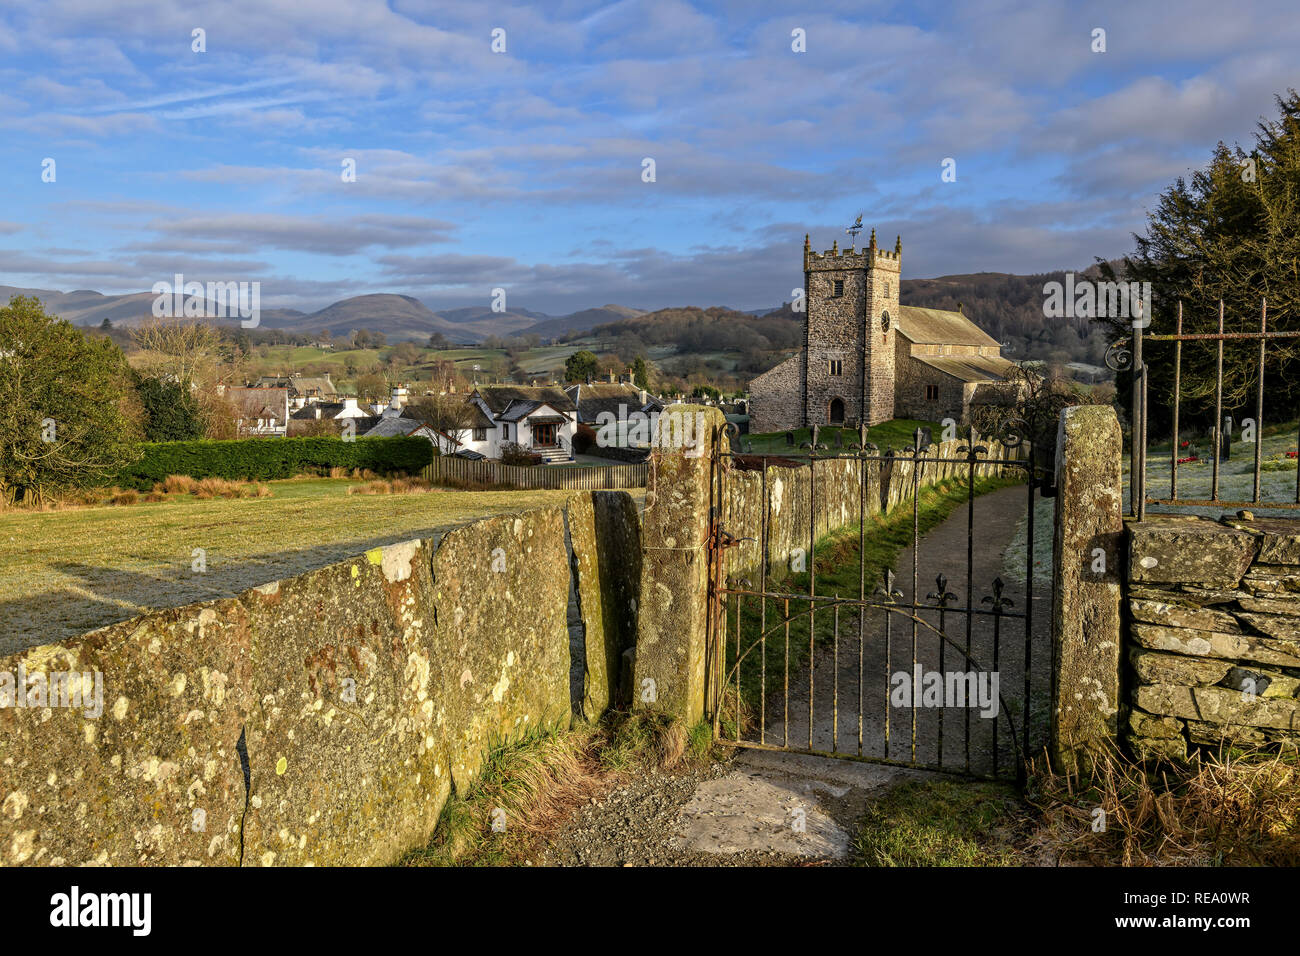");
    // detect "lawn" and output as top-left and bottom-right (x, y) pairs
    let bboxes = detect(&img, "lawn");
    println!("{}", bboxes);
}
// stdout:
(1127, 417), (1300, 514)
(0, 480), (588, 656)
(744, 419), (942, 455)
(853, 779), (1026, 866)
